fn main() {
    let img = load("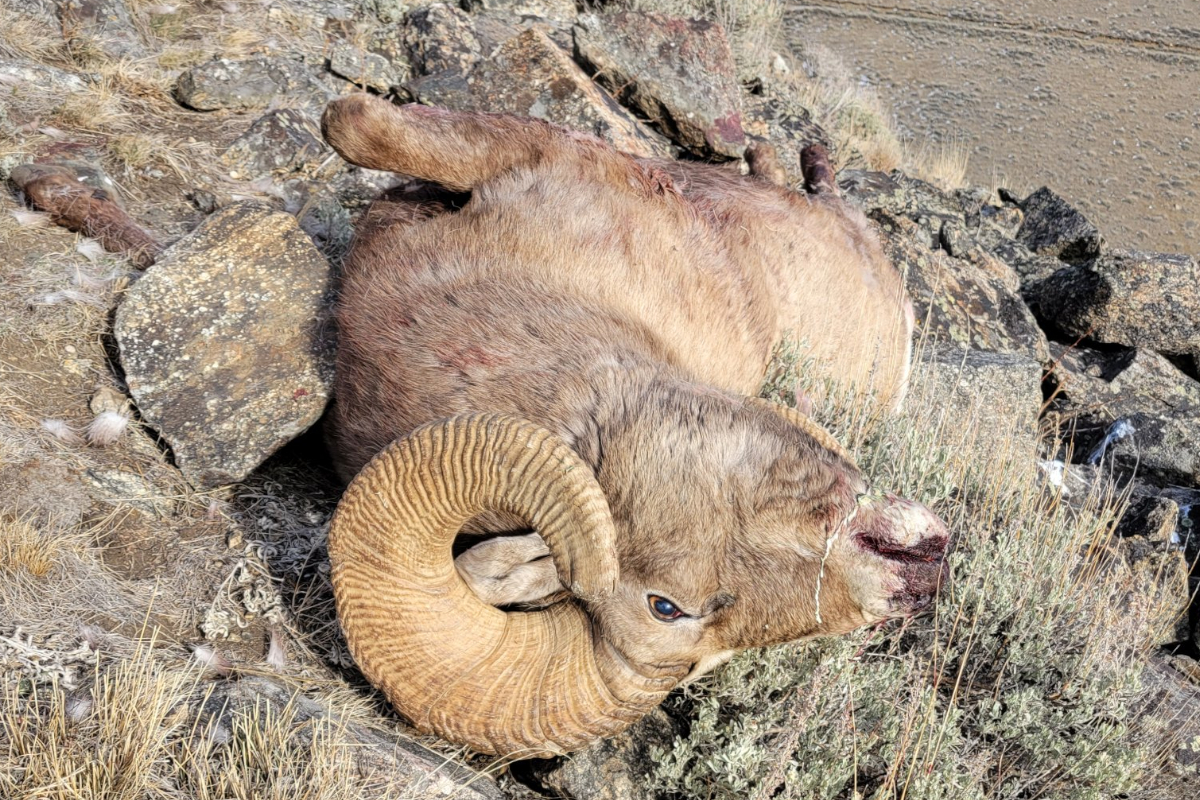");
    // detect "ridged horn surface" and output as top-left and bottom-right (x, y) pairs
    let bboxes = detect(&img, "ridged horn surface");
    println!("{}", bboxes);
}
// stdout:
(328, 413), (678, 757)
(748, 397), (858, 468)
